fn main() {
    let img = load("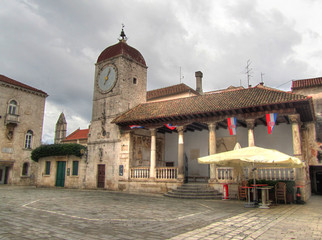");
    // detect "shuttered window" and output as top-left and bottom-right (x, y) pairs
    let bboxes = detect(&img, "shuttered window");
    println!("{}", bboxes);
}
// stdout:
(72, 161), (79, 176)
